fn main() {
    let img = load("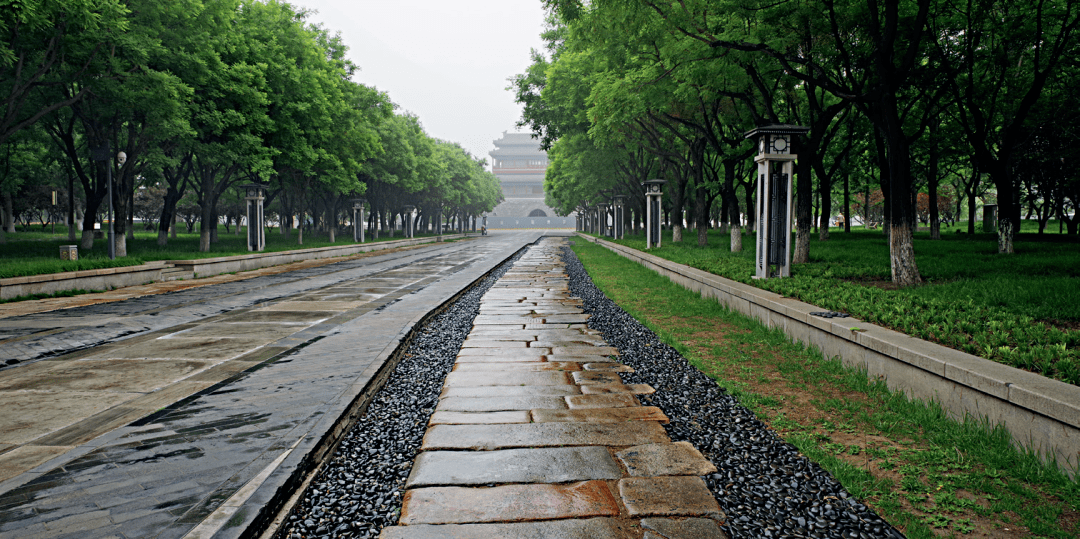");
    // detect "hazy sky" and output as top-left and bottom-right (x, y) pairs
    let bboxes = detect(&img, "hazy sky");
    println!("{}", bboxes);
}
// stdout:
(294, 0), (549, 170)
